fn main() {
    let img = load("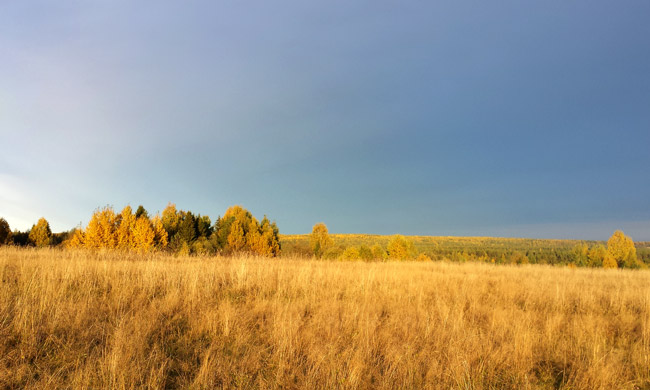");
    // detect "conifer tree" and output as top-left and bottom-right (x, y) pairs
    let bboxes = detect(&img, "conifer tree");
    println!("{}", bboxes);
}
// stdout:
(85, 207), (118, 249)
(197, 215), (212, 238)
(29, 217), (52, 247)
(218, 205), (280, 255)
(227, 219), (247, 252)
(117, 205), (136, 250)
(213, 216), (229, 250)
(223, 205), (250, 221)
(161, 203), (181, 239)
(269, 220), (280, 248)
(260, 215), (280, 256)
(177, 211), (198, 245)
(246, 217), (263, 254)
(132, 216), (155, 253)
(66, 228), (85, 249)
(0, 218), (12, 245)
(258, 217), (281, 256)
(152, 214), (168, 250)
(135, 205), (149, 219)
